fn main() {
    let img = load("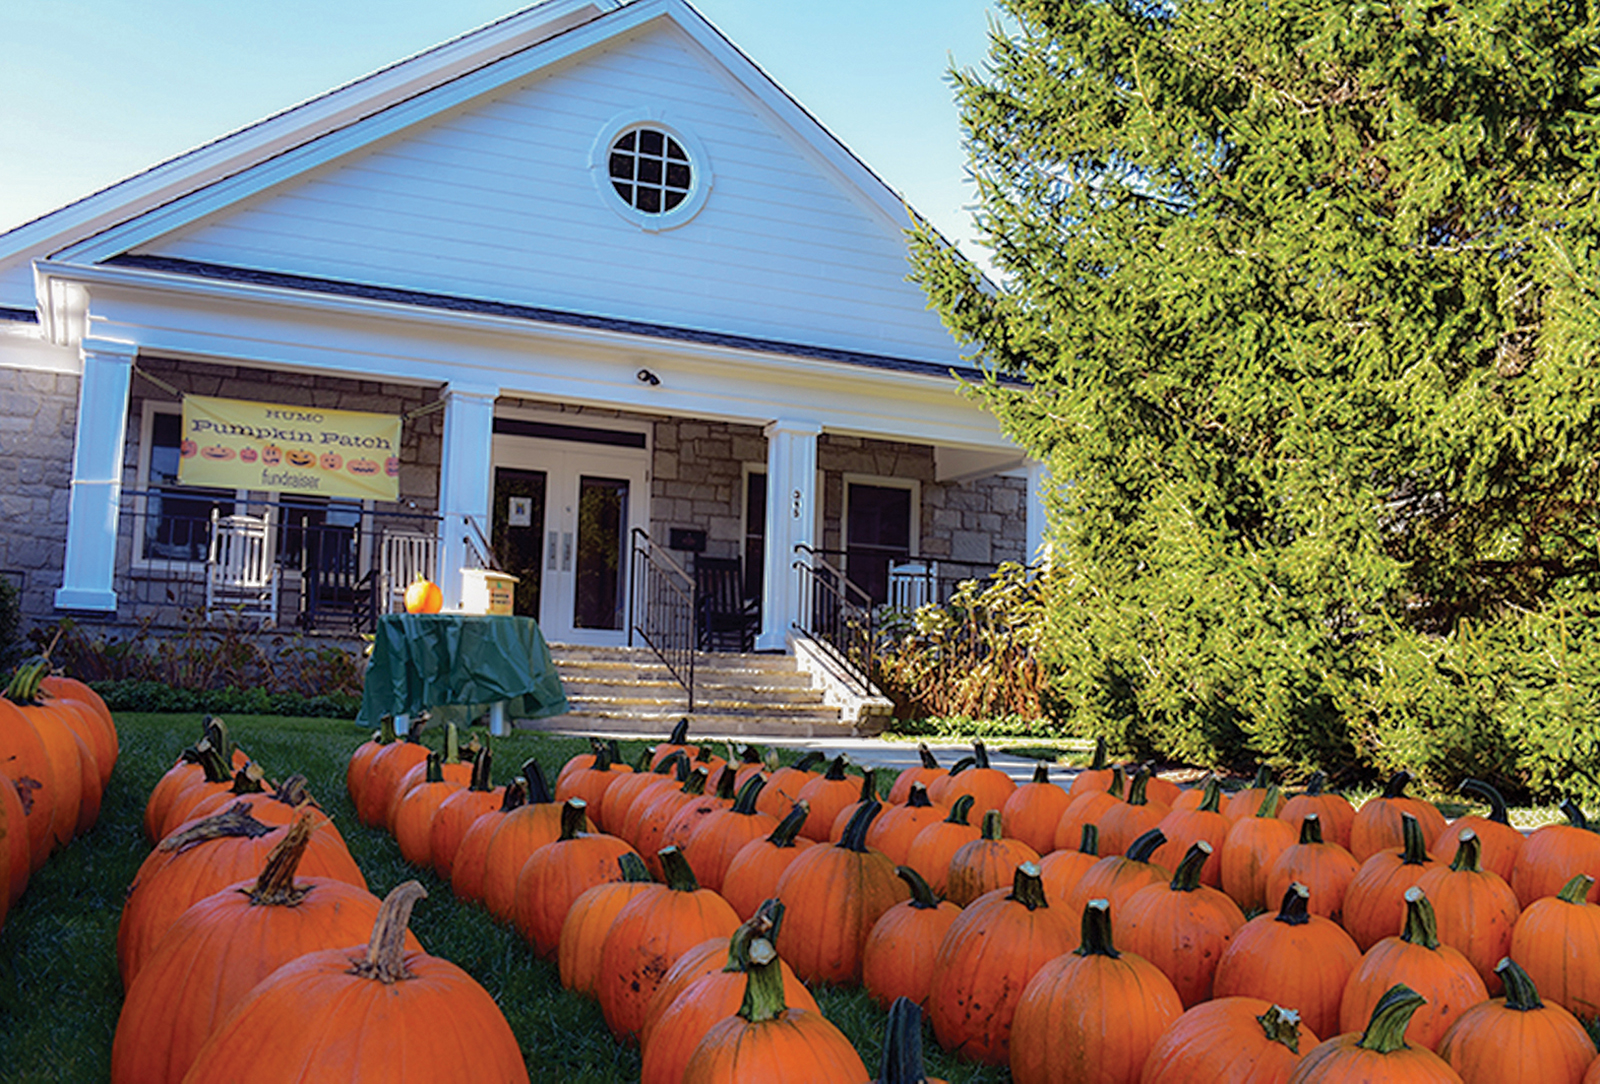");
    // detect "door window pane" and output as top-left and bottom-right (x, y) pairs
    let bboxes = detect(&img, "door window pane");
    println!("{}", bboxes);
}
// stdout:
(574, 476), (628, 630)
(493, 468), (547, 618)
(846, 483), (912, 605)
